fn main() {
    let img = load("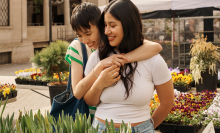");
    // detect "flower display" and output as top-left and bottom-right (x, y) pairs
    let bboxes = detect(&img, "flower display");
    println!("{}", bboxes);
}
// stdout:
(150, 89), (216, 126)
(0, 83), (17, 97)
(171, 72), (192, 86)
(169, 67), (193, 86)
(15, 68), (41, 80)
(202, 93), (220, 127)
